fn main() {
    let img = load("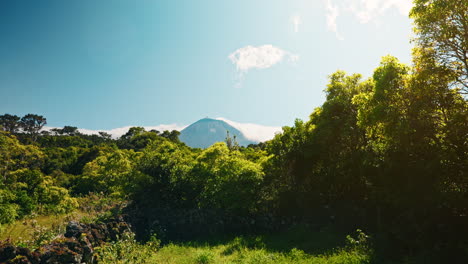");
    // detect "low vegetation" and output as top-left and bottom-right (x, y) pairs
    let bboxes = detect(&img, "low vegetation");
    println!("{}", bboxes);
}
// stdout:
(95, 226), (371, 264)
